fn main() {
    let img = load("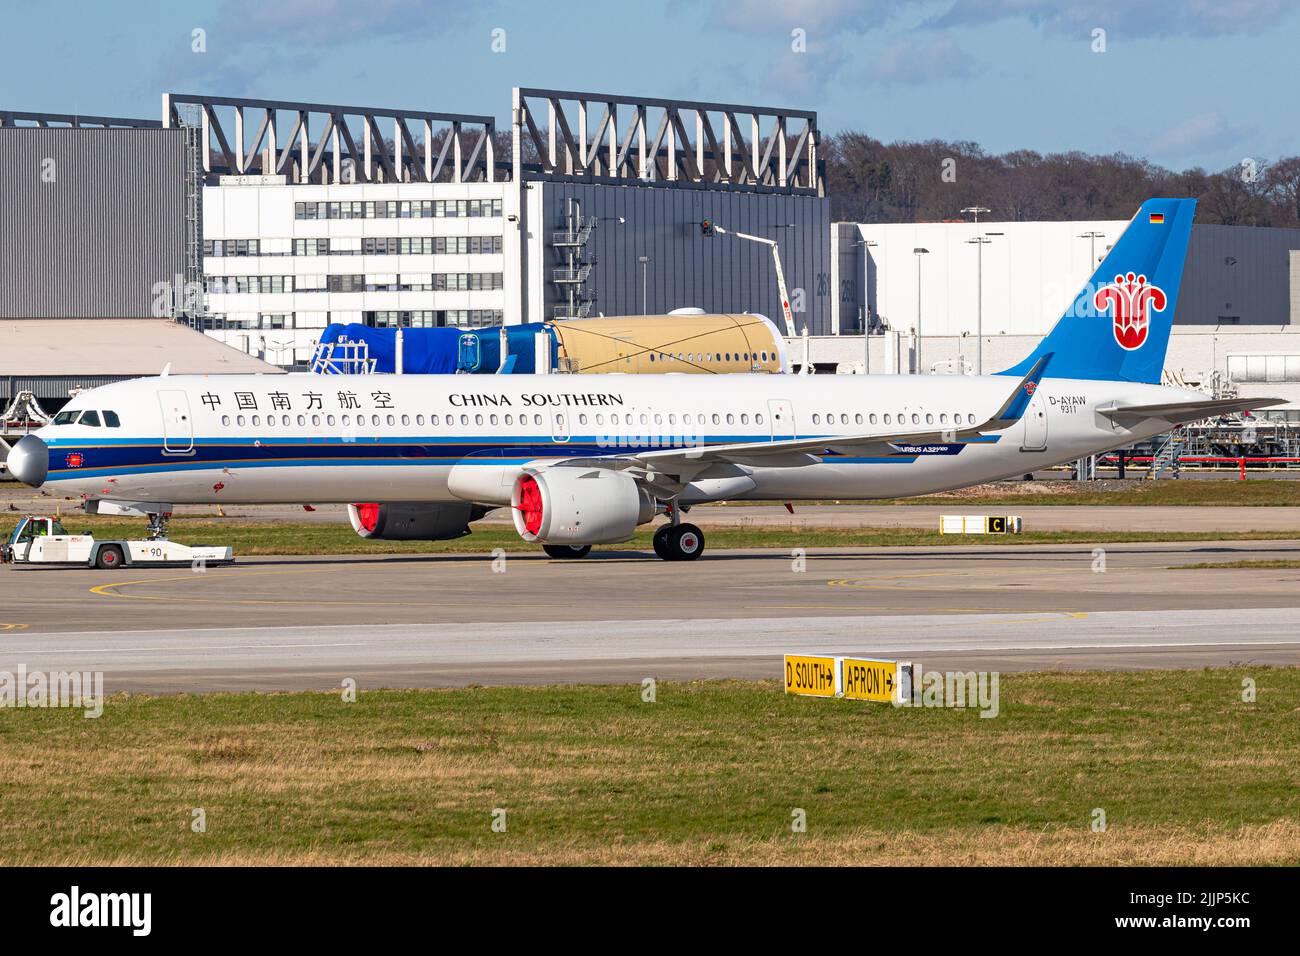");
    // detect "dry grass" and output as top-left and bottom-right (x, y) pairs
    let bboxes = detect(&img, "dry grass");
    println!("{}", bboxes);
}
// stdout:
(1, 672), (1298, 866)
